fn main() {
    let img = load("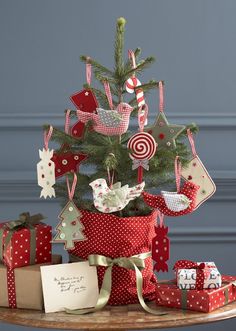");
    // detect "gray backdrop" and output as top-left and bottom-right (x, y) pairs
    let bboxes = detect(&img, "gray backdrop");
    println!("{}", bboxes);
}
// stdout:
(0, 0), (236, 330)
